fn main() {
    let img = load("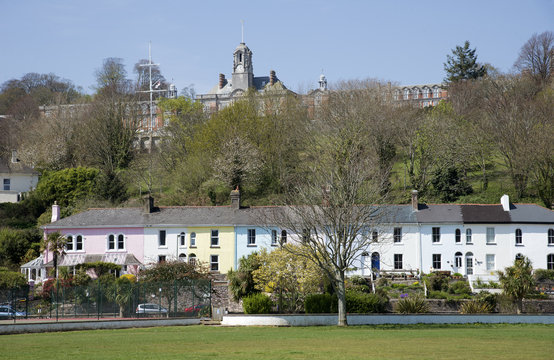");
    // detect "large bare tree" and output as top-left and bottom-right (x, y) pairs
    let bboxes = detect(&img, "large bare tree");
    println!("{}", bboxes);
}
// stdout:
(514, 31), (554, 87)
(266, 80), (393, 326)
